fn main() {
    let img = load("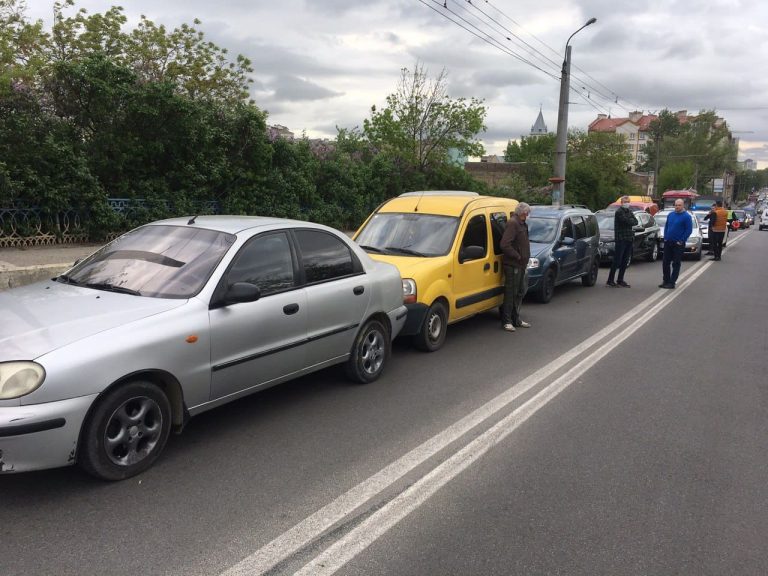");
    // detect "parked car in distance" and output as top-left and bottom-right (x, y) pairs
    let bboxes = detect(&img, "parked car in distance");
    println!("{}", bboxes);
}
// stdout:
(655, 209), (703, 260)
(0, 216), (408, 480)
(354, 191), (518, 351)
(606, 199), (659, 215)
(525, 205), (600, 303)
(759, 208), (768, 231)
(692, 210), (729, 250)
(596, 209), (660, 264)
(732, 209), (749, 229)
